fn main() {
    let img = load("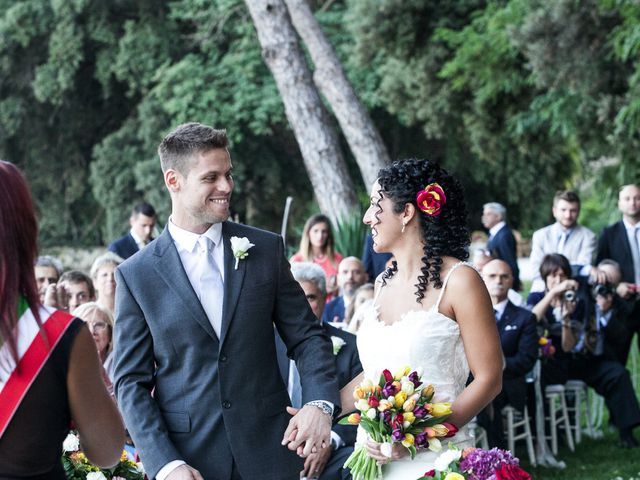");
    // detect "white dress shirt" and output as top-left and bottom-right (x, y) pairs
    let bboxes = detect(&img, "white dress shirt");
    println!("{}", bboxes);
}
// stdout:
(493, 298), (508, 321)
(130, 228), (148, 251)
(623, 219), (640, 284)
(489, 221), (506, 239)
